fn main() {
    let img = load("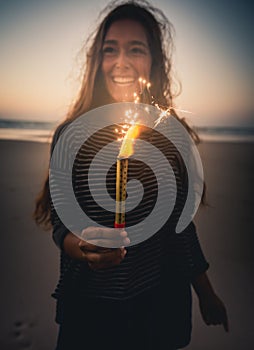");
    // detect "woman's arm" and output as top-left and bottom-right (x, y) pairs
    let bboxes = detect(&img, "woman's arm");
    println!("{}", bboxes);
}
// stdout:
(192, 271), (215, 298)
(180, 222), (229, 332)
(192, 272), (229, 332)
